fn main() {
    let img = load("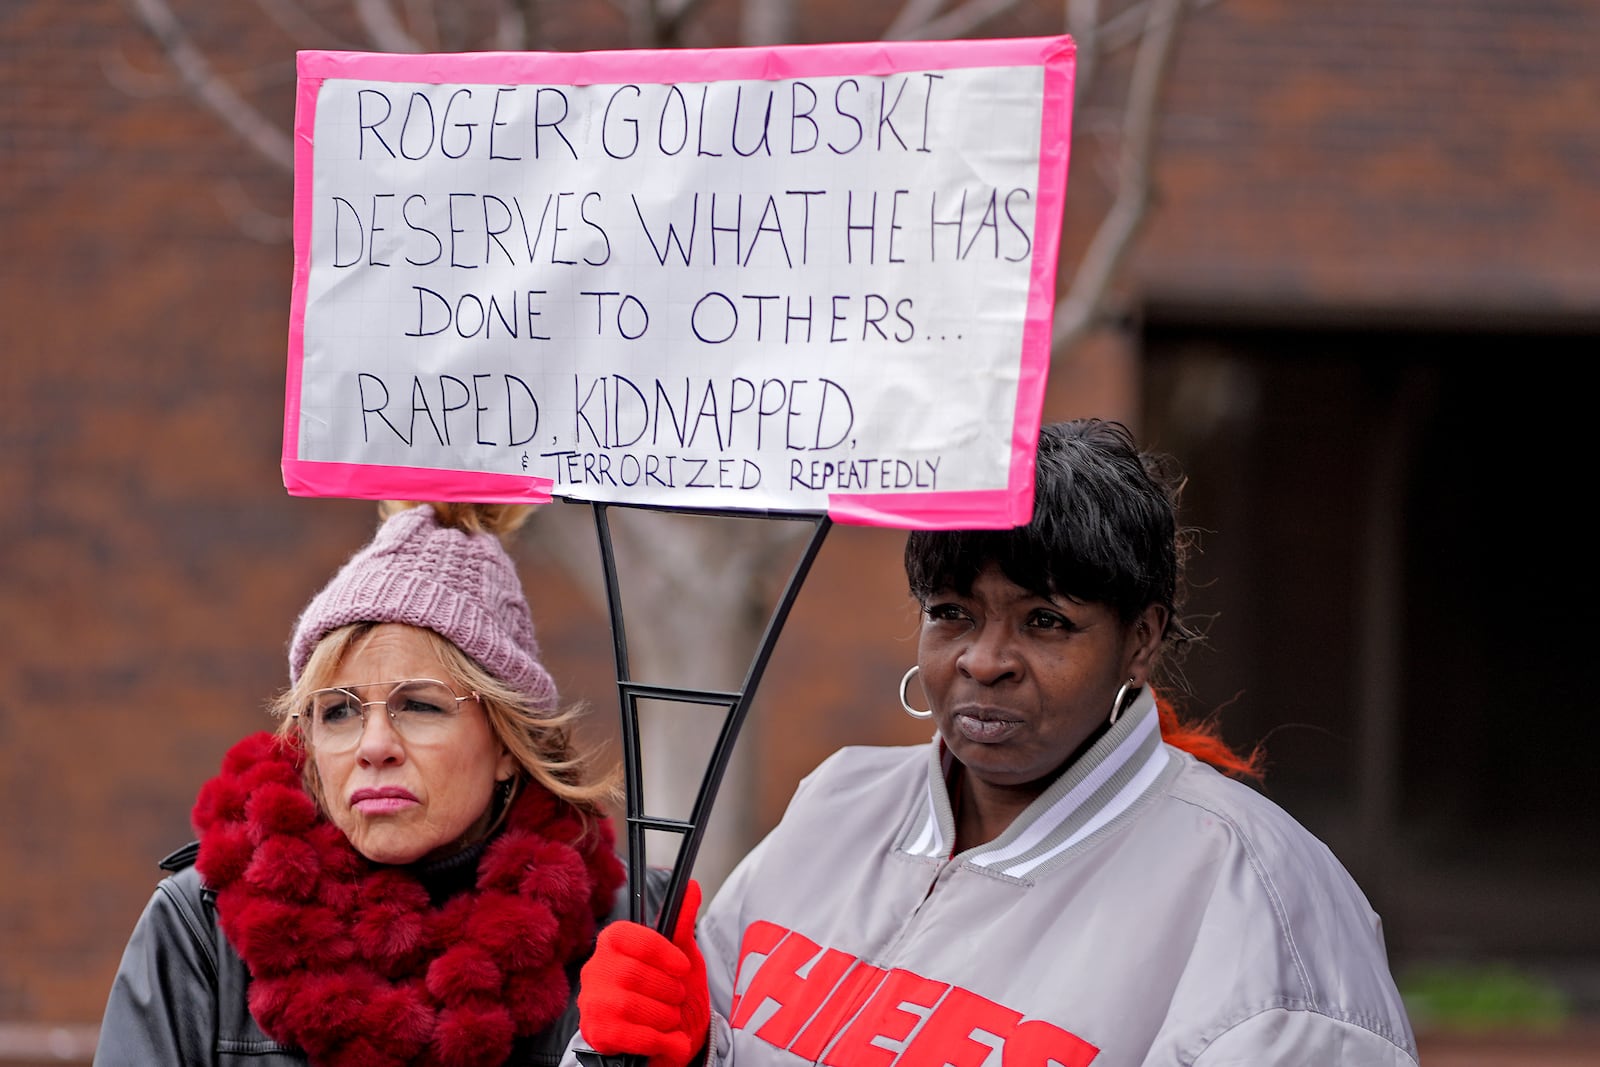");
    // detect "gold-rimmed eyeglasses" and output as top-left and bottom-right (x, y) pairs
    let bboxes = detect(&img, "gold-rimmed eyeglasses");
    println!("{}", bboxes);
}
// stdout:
(293, 678), (478, 752)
